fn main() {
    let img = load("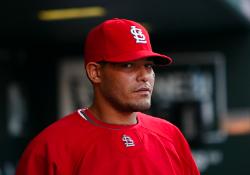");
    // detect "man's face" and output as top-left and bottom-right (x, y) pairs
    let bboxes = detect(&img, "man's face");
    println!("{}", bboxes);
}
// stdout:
(98, 59), (155, 112)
